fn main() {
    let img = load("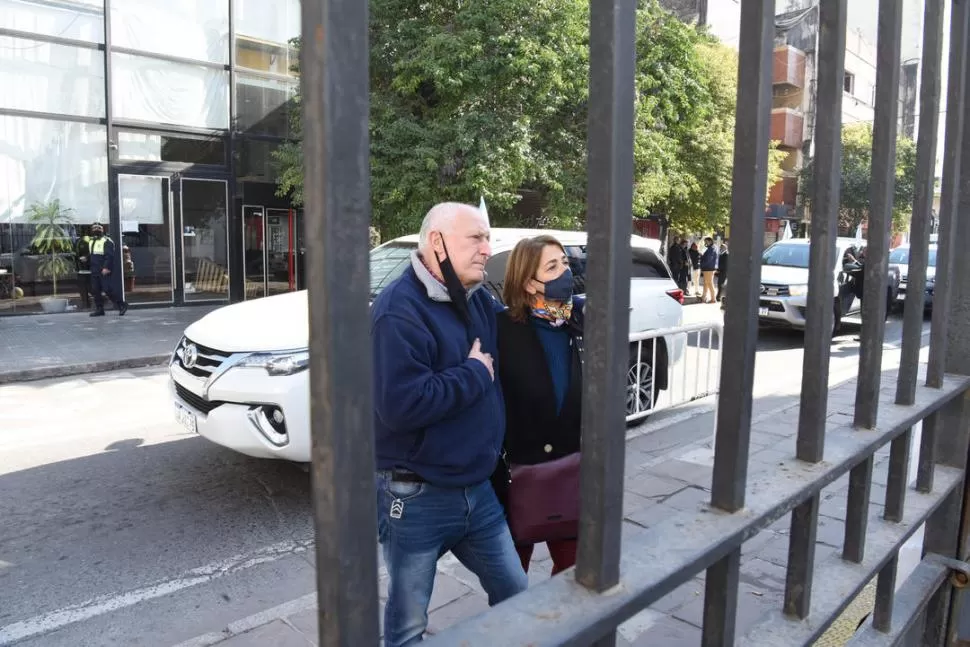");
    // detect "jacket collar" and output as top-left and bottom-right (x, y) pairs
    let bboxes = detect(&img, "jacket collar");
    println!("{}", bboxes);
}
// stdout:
(410, 251), (483, 303)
